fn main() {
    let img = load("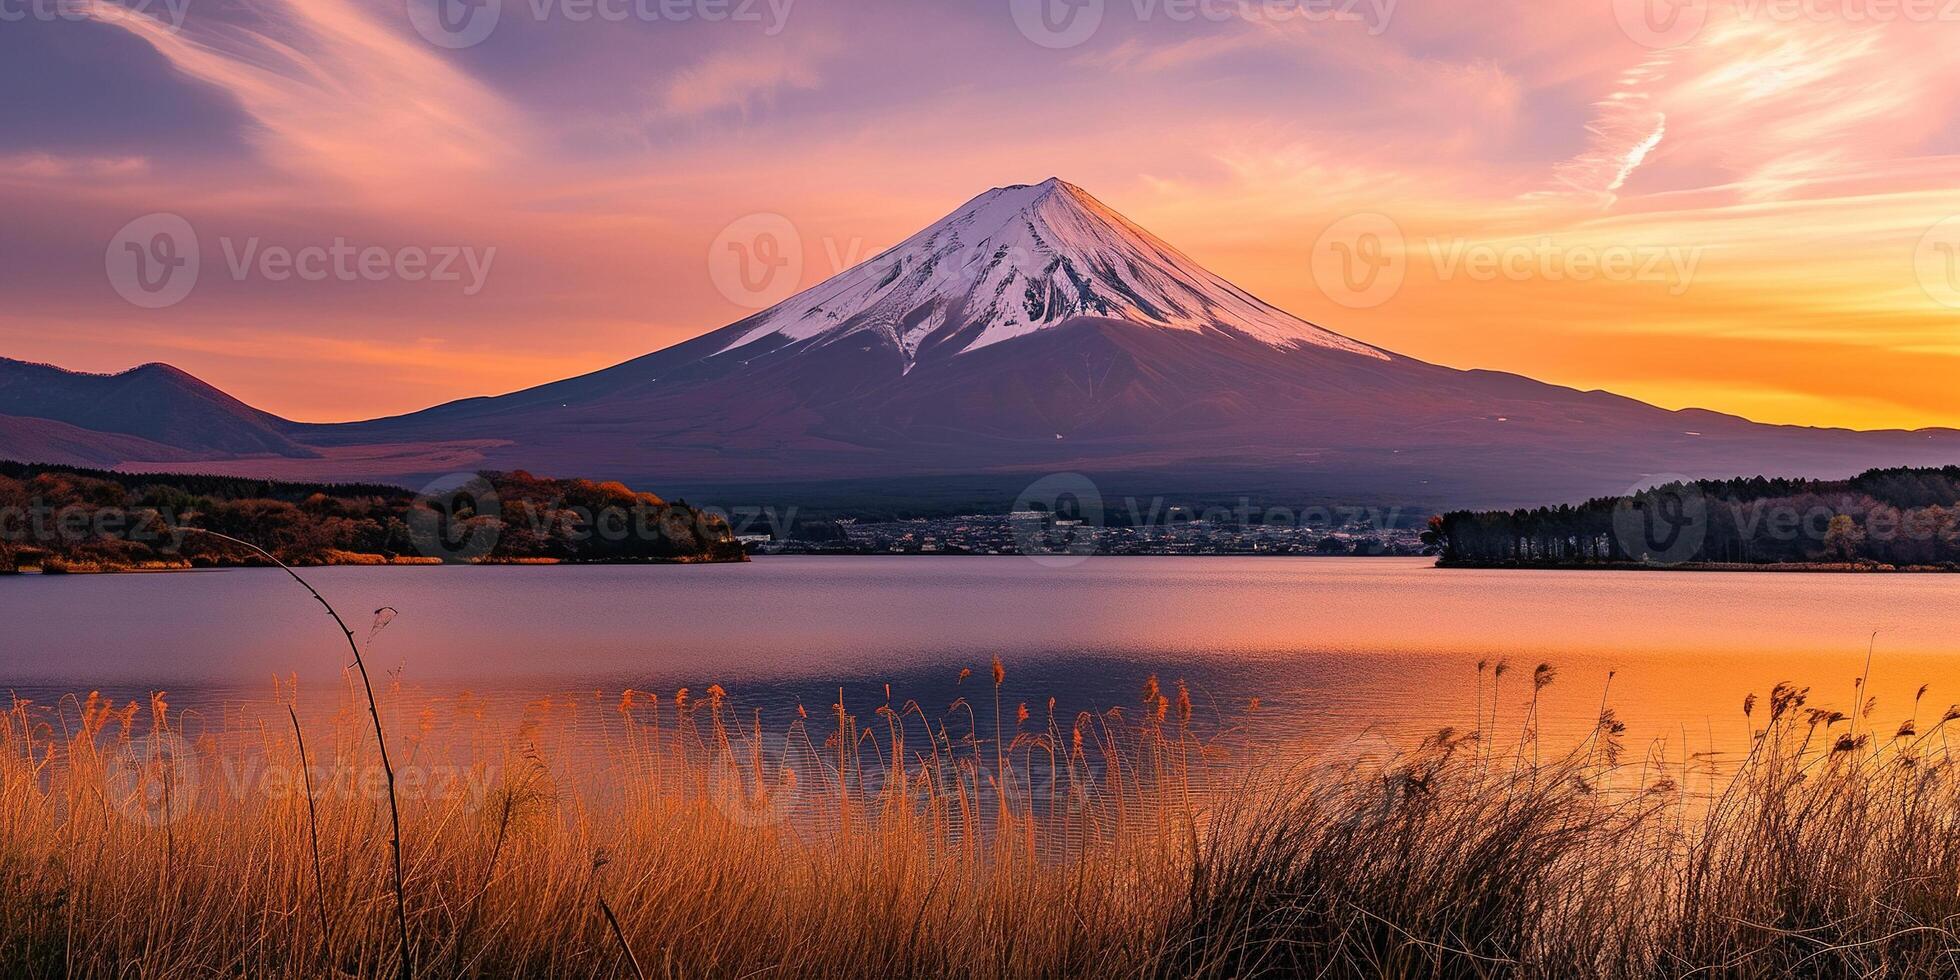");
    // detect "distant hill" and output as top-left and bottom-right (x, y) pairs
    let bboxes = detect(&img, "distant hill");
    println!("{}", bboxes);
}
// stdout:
(1431, 466), (1960, 570)
(0, 463), (745, 571)
(0, 357), (314, 459)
